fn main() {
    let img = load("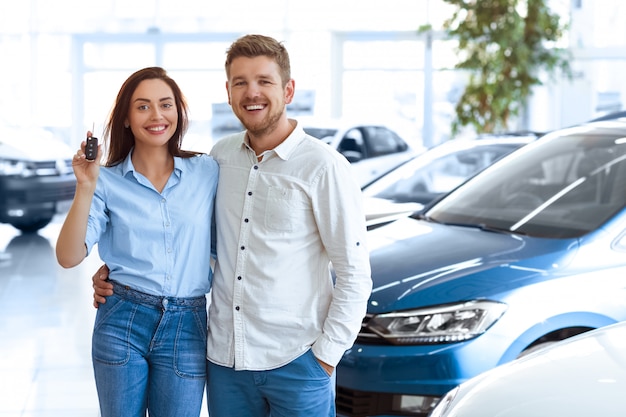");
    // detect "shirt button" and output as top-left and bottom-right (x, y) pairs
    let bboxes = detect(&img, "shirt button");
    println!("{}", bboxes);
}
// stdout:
(237, 276), (242, 280)
(244, 218), (249, 223)
(235, 306), (240, 311)
(248, 191), (253, 196)
(240, 246), (245, 250)
(161, 198), (166, 203)
(254, 165), (259, 170)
